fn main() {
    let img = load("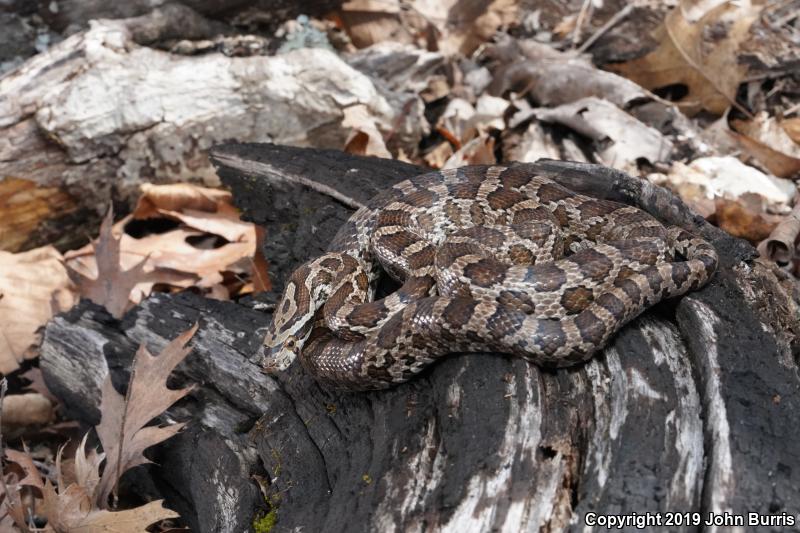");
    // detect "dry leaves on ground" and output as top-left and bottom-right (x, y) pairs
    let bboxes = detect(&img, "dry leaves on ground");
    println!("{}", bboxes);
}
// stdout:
(730, 112), (800, 179)
(338, 0), (519, 56)
(610, 1), (762, 116)
(1, 325), (197, 531)
(67, 183), (268, 318)
(0, 246), (76, 375)
(535, 97), (674, 173)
